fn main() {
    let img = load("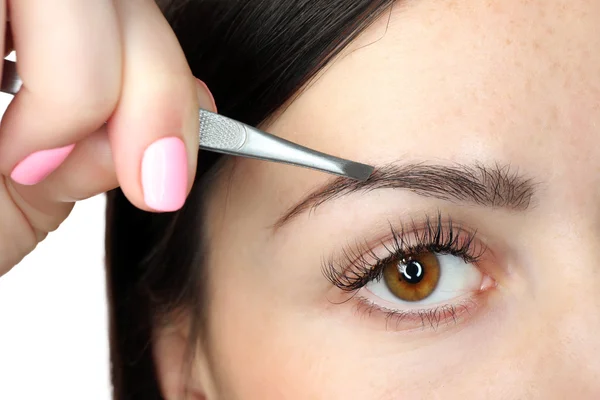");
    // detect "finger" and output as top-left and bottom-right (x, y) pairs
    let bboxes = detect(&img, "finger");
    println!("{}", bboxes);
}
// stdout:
(0, 0), (122, 185)
(11, 85), (214, 210)
(50, 129), (116, 202)
(0, 2), (5, 59)
(12, 127), (117, 207)
(108, 0), (215, 213)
